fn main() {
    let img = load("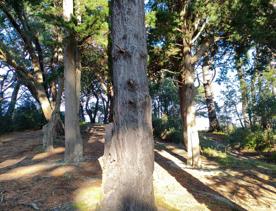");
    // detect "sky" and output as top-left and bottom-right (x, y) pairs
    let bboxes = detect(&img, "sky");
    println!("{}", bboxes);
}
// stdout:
(0, 0), (244, 130)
